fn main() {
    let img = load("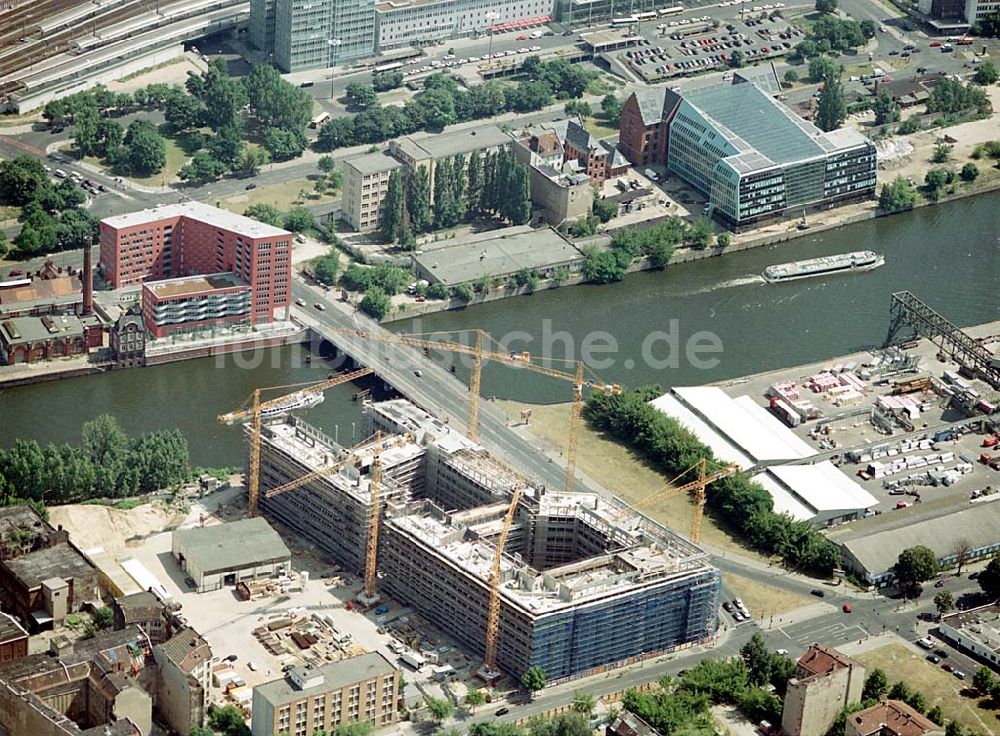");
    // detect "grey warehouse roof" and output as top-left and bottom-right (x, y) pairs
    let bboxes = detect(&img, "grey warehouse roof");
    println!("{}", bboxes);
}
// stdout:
(173, 517), (290, 575)
(415, 228), (583, 287)
(835, 501), (1000, 578)
(254, 652), (395, 707)
(395, 124), (511, 160)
